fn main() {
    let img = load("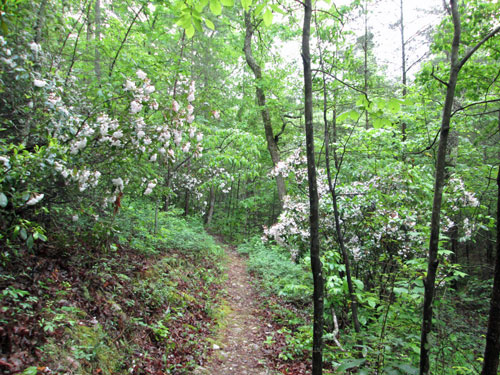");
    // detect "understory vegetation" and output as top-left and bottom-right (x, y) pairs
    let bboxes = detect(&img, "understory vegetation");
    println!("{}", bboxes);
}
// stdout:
(238, 237), (490, 374)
